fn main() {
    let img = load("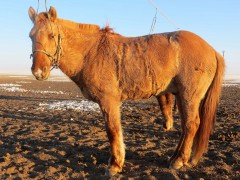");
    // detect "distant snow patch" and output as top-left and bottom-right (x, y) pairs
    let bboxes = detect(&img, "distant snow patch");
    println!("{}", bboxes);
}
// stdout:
(39, 100), (100, 112)
(222, 83), (240, 87)
(8, 76), (29, 78)
(16, 81), (32, 84)
(48, 76), (71, 82)
(0, 83), (21, 87)
(0, 87), (27, 92)
(32, 90), (65, 94)
(0, 83), (65, 94)
(0, 83), (27, 92)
